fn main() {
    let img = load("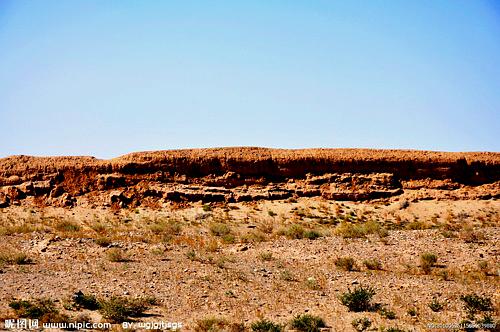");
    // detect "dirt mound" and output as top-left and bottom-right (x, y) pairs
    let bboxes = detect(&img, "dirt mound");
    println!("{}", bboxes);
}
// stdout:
(0, 147), (499, 207)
